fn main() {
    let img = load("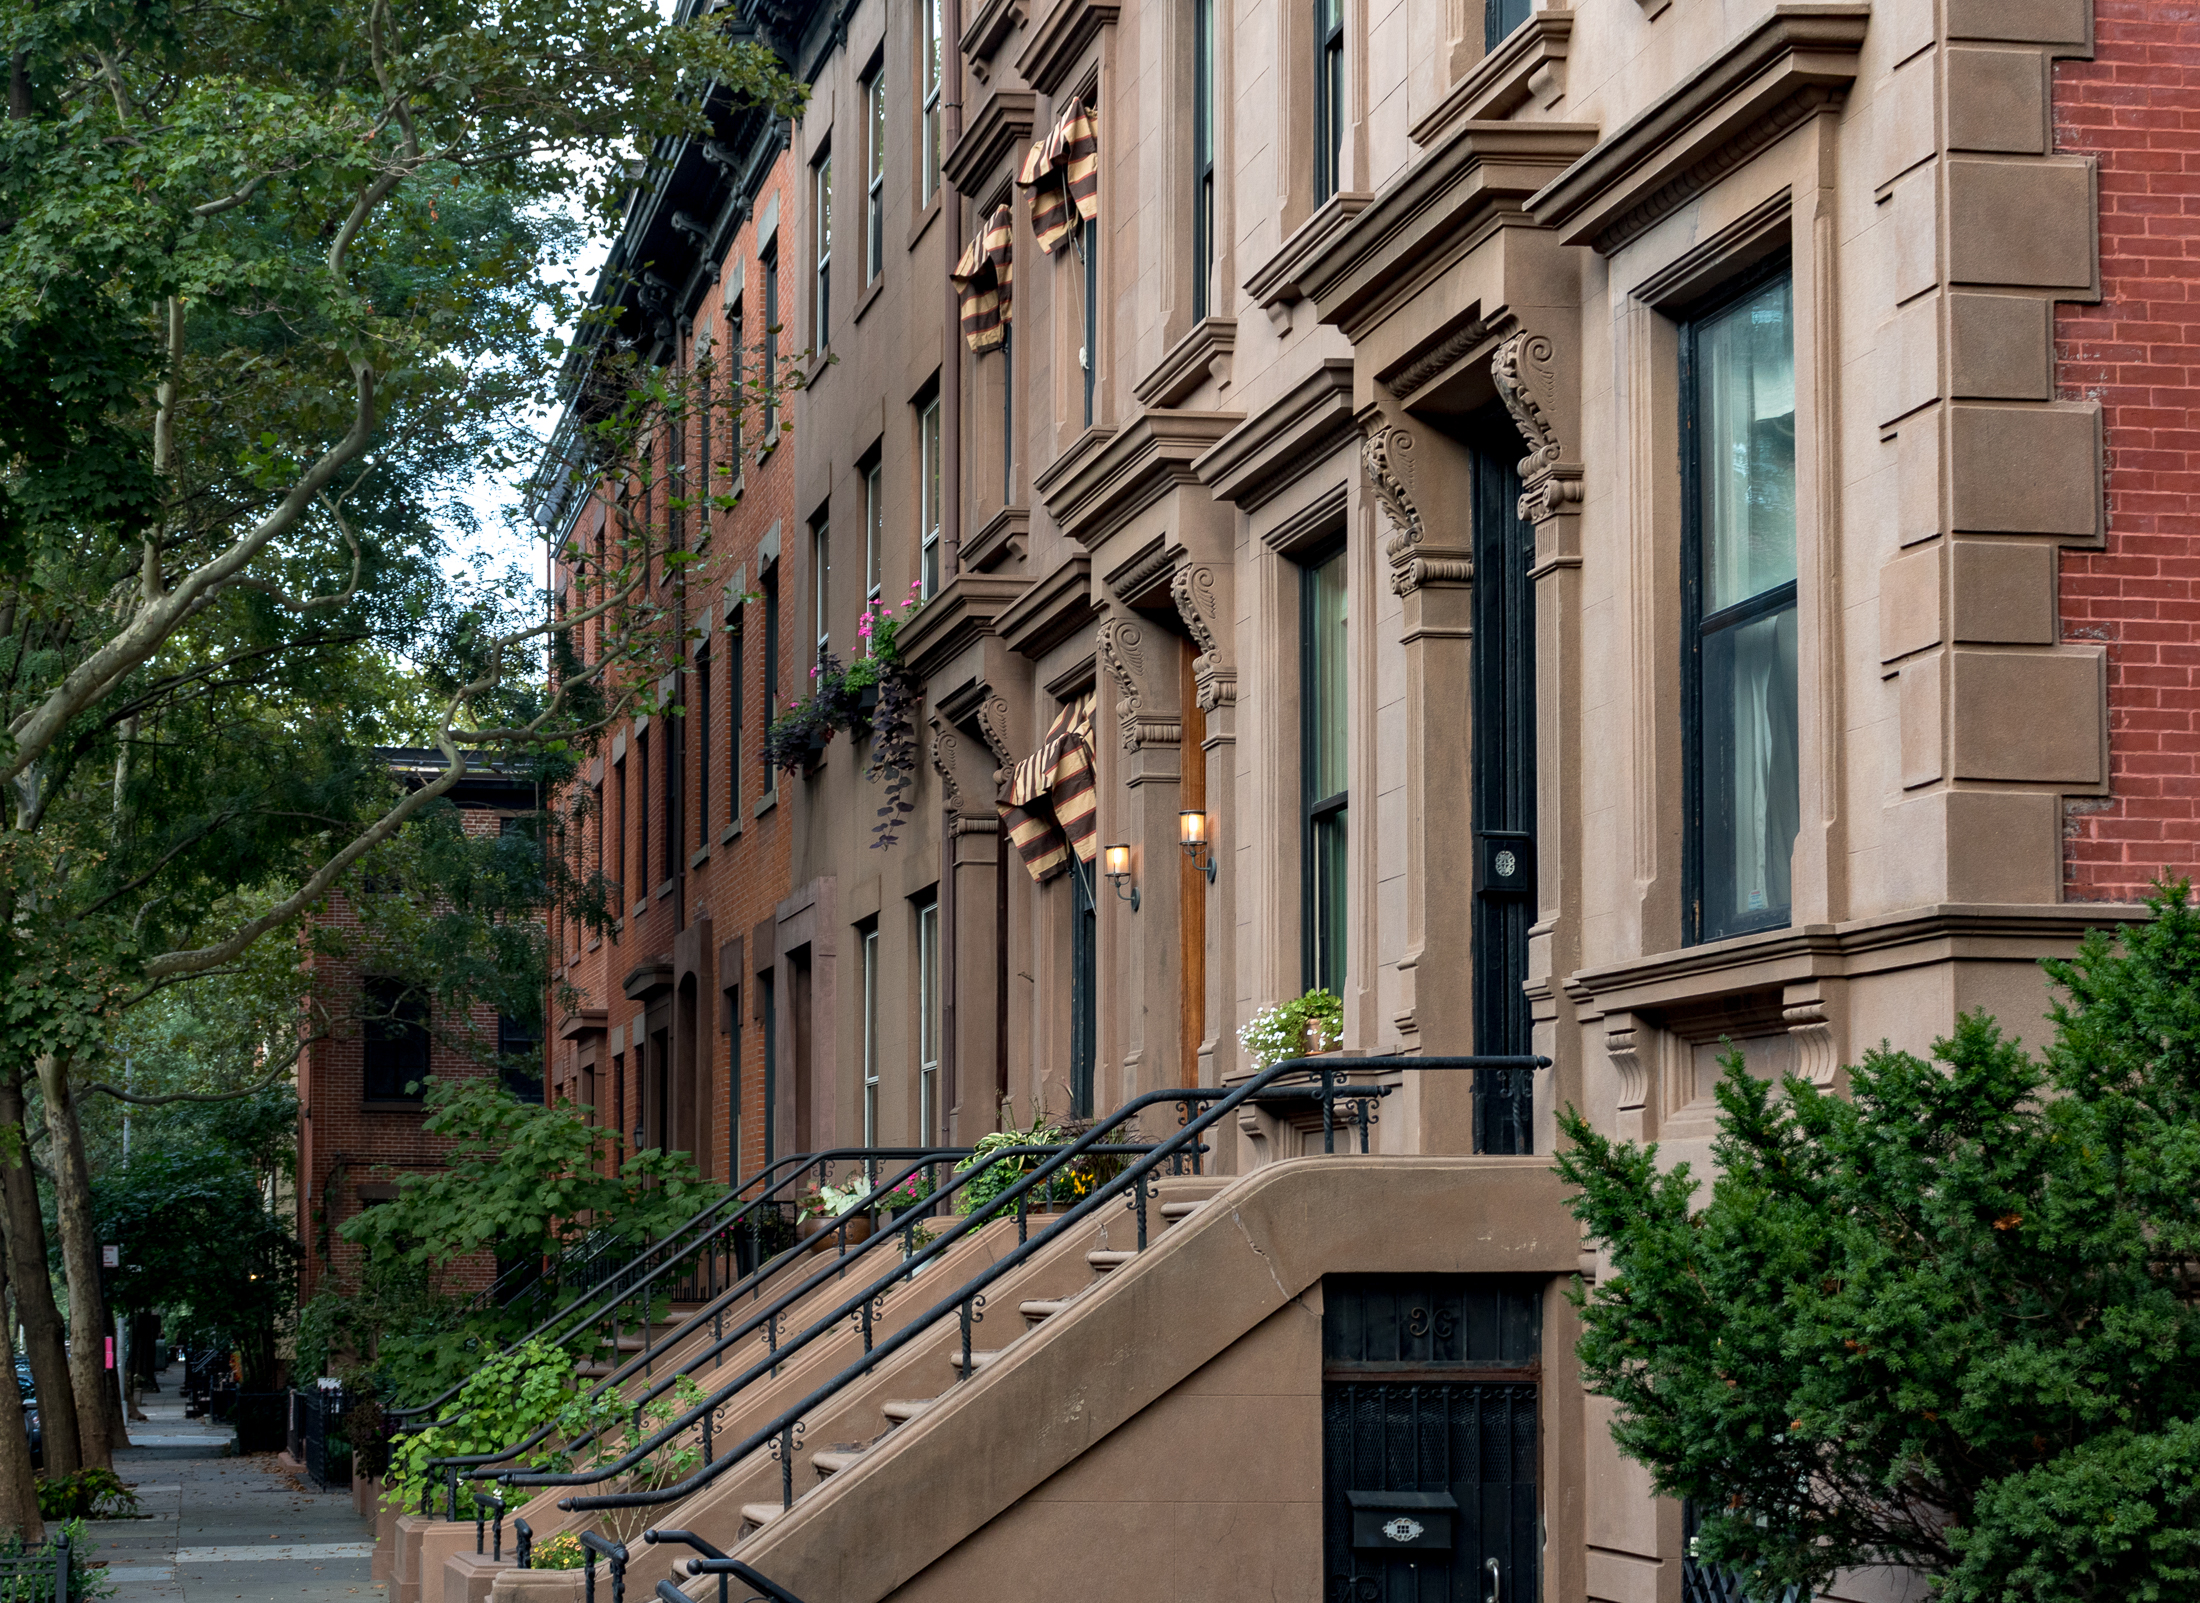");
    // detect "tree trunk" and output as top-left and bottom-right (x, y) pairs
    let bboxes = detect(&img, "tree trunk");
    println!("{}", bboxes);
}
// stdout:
(0, 1062), (77, 1477)
(36, 1054), (117, 1467)
(0, 1256), (42, 1543)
